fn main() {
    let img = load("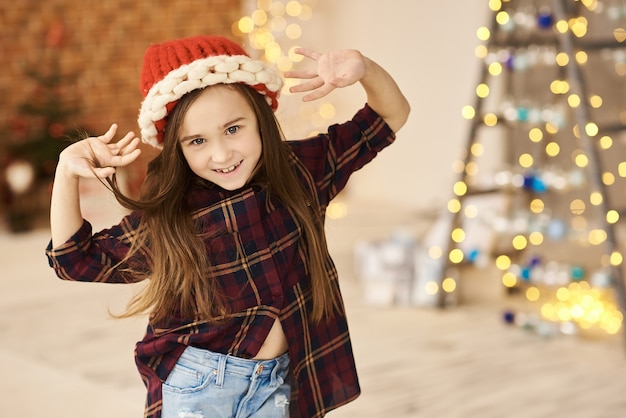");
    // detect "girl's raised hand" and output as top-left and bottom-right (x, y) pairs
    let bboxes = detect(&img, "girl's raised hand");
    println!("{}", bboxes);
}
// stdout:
(285, 48), (367, 101)
(59, 124), (142, 180)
